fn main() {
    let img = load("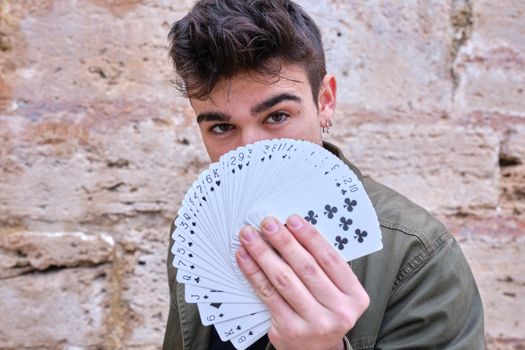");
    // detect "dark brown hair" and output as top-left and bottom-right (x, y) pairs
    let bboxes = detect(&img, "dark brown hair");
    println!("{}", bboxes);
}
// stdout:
(168, 0), (327, 101)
